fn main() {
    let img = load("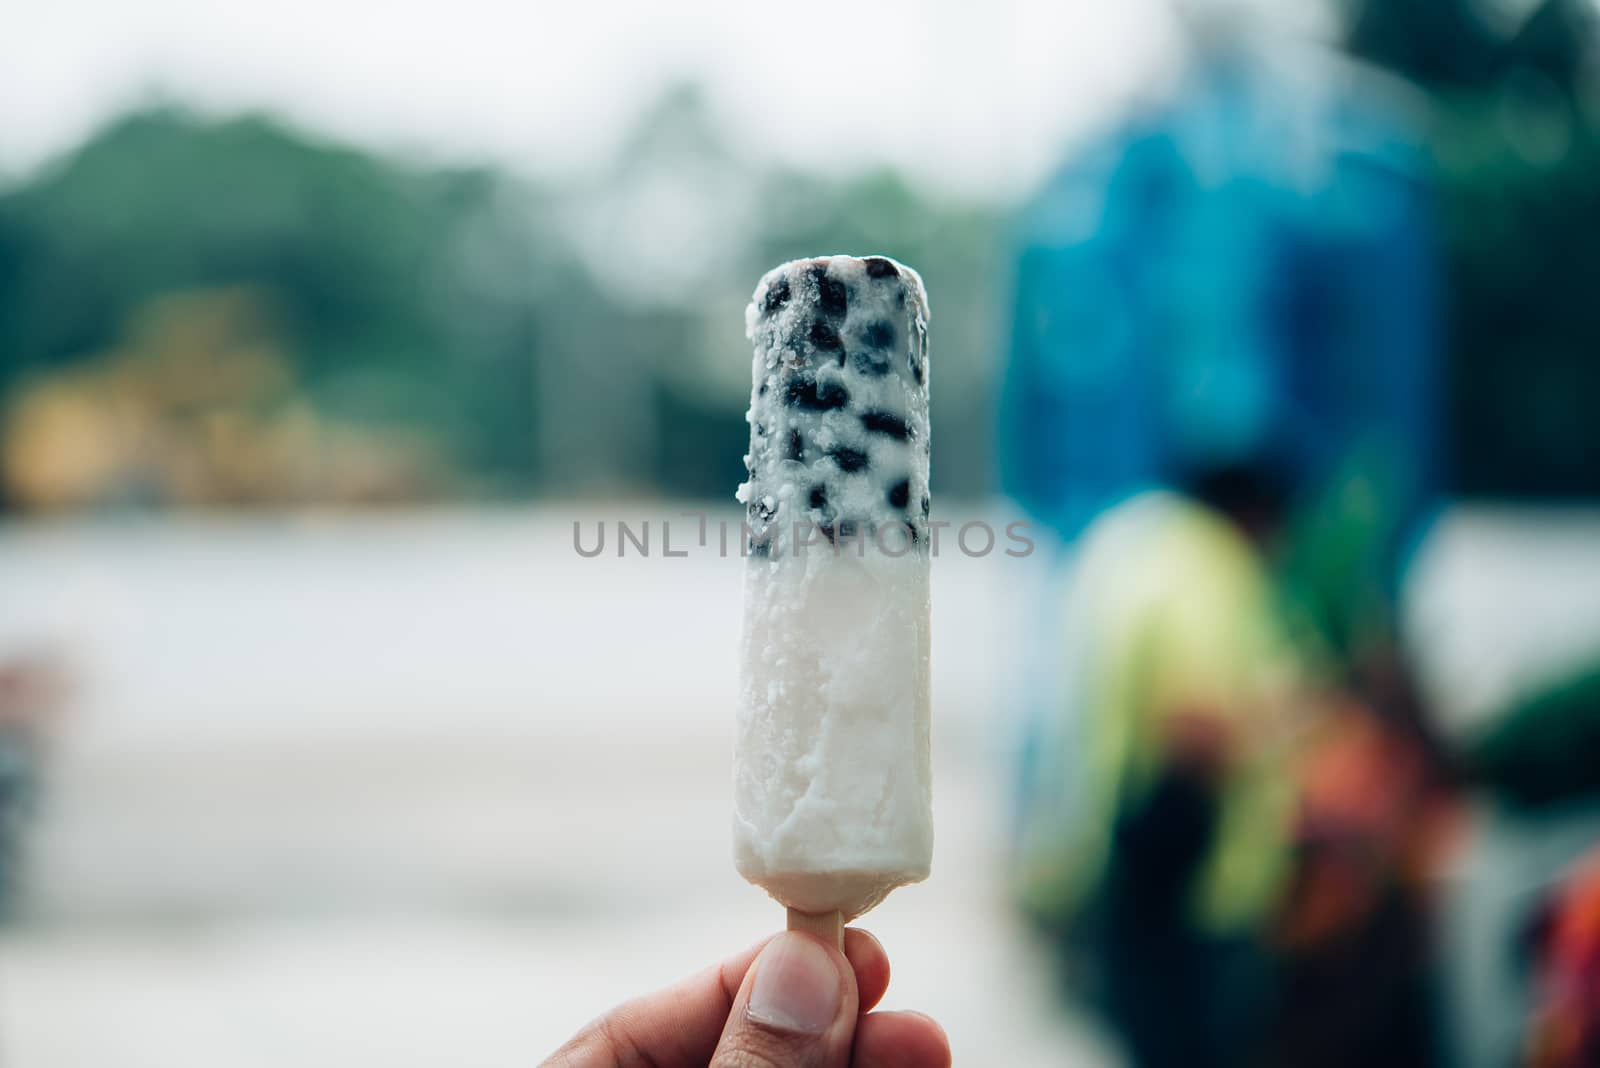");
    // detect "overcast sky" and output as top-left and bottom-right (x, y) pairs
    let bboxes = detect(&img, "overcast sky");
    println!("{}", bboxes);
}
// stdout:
(3, 0), (1199, 197)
